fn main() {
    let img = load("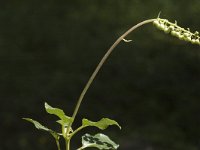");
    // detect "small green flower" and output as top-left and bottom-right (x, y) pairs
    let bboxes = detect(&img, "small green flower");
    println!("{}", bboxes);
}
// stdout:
(153, 18), (200, 45)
